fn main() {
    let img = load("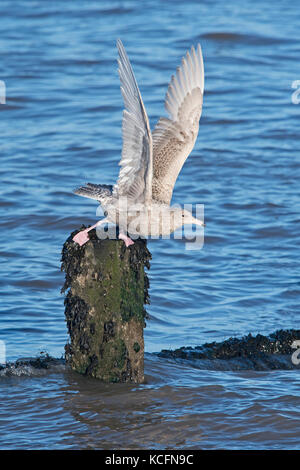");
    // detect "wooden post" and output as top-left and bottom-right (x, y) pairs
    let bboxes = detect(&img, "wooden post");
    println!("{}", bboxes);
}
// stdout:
(61, 226), (151, 383)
